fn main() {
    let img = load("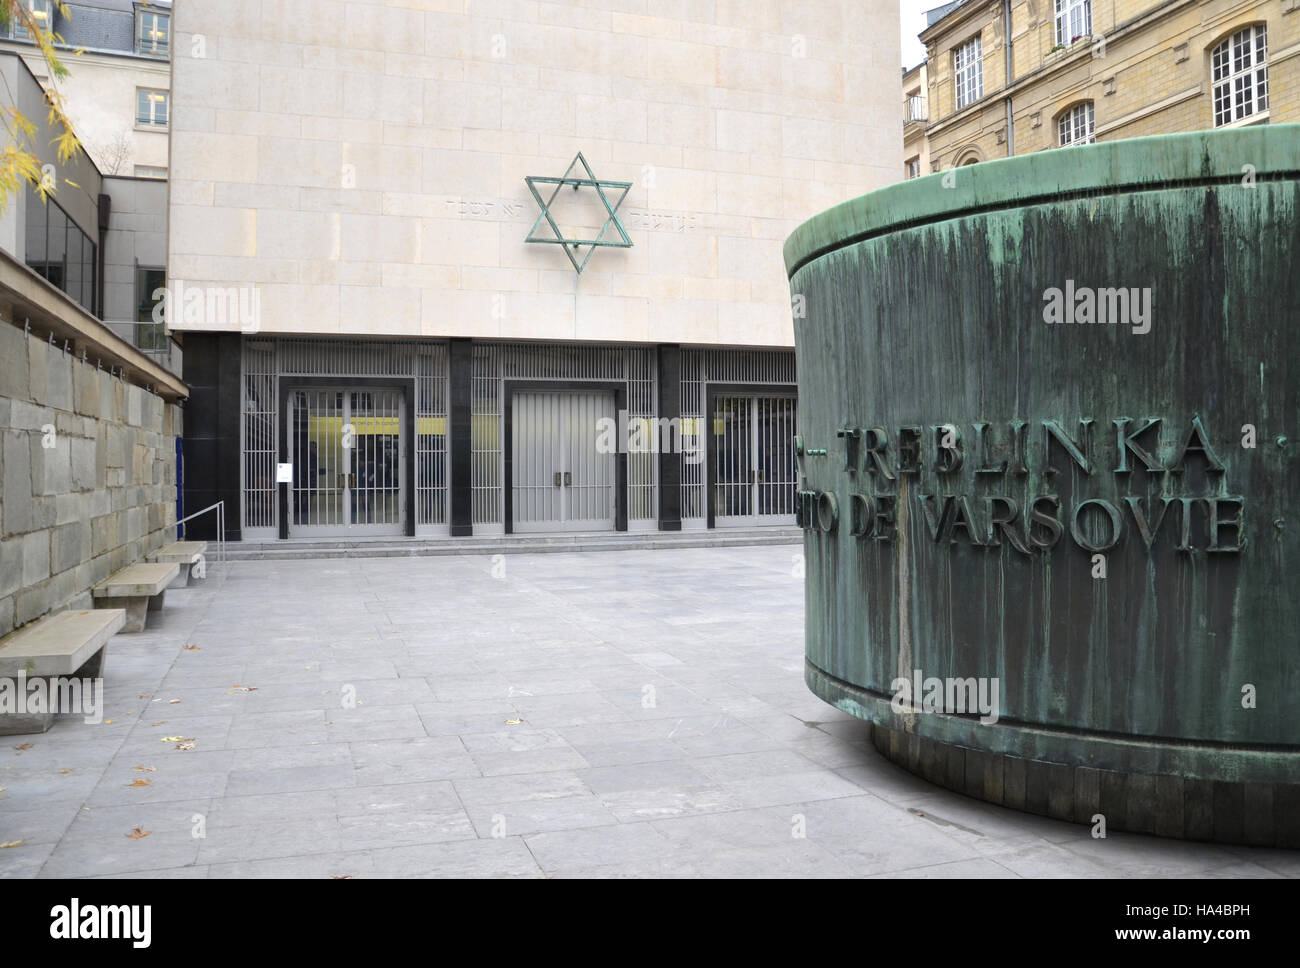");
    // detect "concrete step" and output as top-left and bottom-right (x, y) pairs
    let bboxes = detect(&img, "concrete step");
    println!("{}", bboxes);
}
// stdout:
(224, 527), (802, 561)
